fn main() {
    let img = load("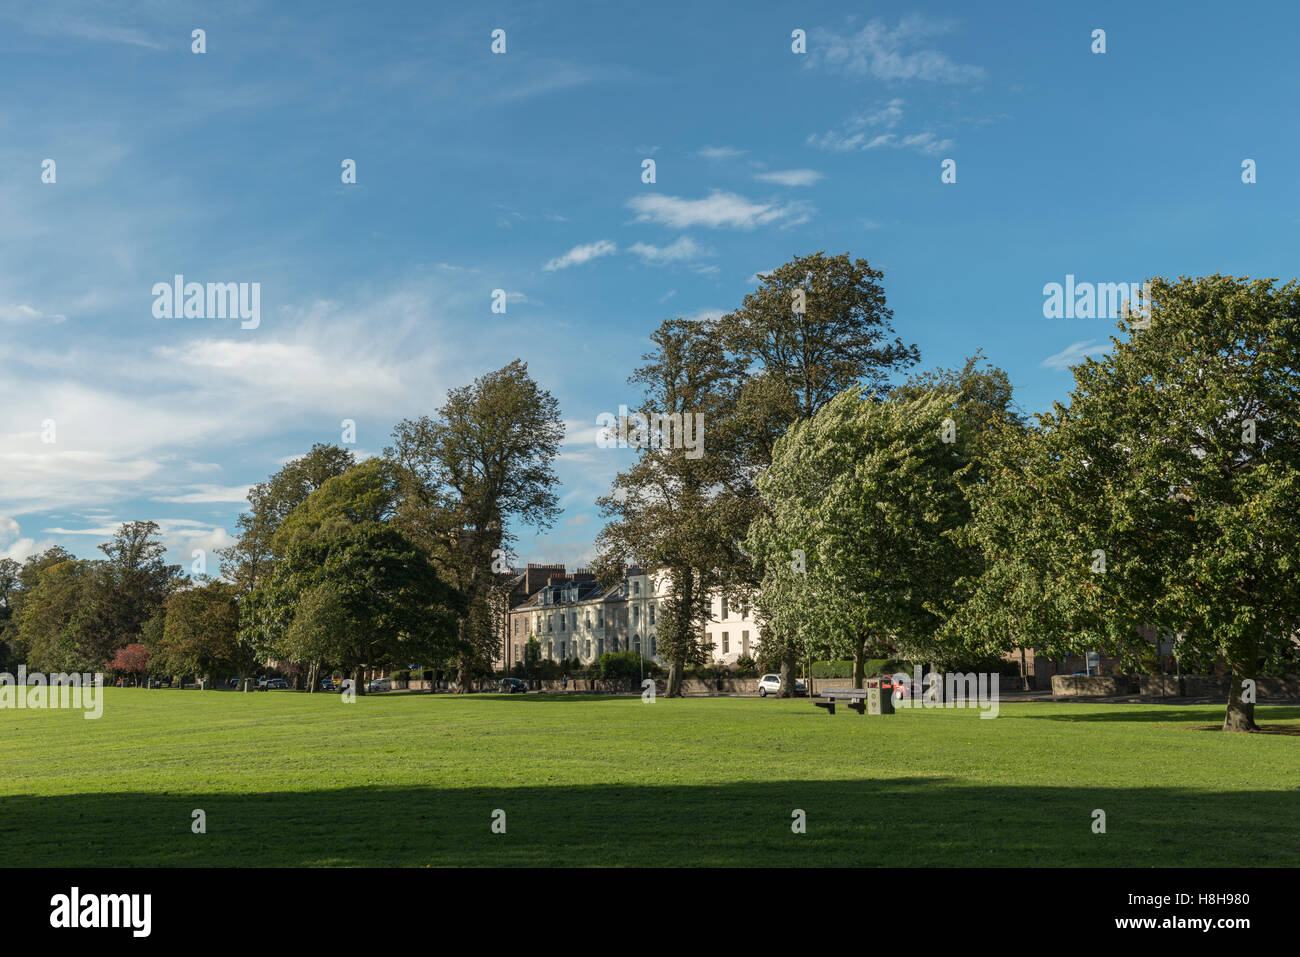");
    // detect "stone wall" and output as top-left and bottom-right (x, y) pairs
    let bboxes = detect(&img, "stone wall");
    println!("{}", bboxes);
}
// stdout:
(1050, 675), (1136, 696)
